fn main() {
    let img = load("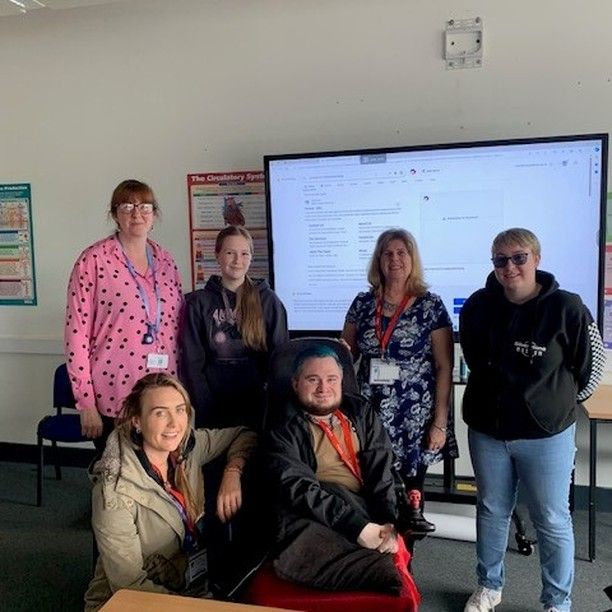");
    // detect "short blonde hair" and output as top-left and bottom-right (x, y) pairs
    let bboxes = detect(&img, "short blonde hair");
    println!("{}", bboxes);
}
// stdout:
(492, 228), (541, 257)
(367, 228), (428, 296)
